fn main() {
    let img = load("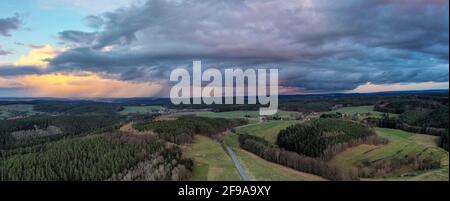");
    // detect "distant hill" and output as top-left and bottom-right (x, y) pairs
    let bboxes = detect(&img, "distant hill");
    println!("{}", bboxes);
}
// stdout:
(1, 89), (448, 102)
